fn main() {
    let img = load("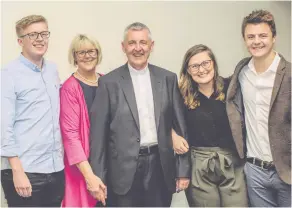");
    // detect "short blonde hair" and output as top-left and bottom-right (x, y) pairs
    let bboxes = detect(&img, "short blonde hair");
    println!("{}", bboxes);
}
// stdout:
(16, 15), (47, 37)
(68, 34), (102, 66)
